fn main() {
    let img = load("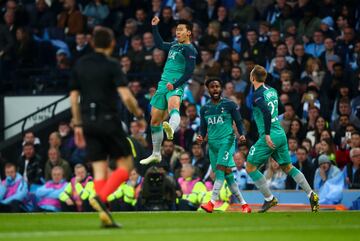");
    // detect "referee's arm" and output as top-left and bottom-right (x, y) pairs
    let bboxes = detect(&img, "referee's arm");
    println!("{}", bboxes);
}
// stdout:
(70, 90), (82, 126)
(117, 87), (144, 118)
